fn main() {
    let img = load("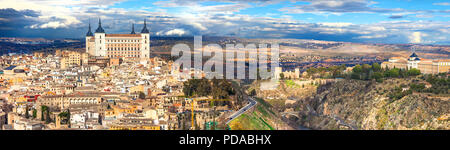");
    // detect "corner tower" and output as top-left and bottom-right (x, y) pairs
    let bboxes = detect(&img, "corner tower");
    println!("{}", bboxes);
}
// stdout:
(94, 18), (106, 57)
(85, 21), (94, 55)
(140, 19), (150, 59)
